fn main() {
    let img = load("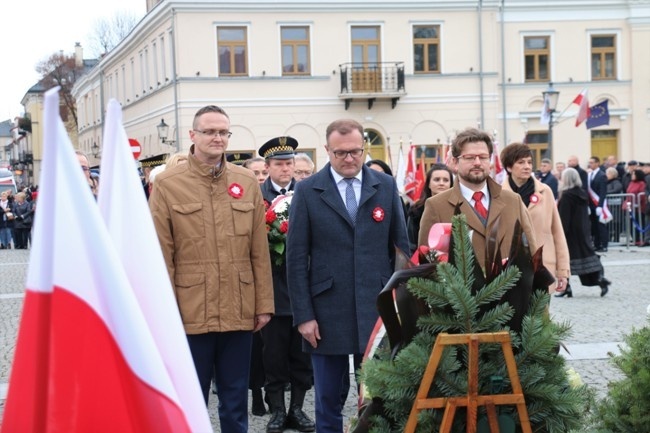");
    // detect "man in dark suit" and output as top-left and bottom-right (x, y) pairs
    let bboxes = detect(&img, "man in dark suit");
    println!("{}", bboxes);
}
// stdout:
(287, 119), (409, 433)
(258, 136), (315, 433)
(538, 158), (559, 199)
(418, 128), (537, 268)
(568, 155), (589, 193)
(587, 156), (609, 252)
